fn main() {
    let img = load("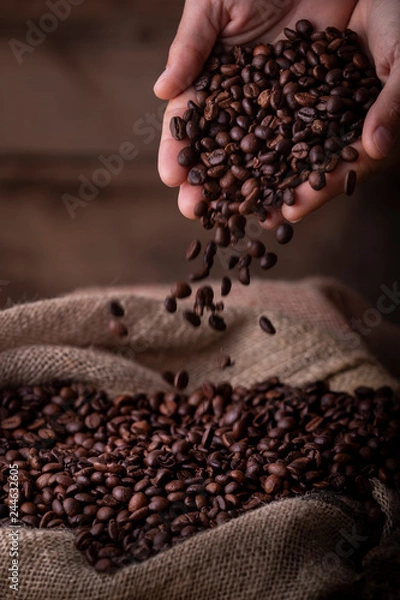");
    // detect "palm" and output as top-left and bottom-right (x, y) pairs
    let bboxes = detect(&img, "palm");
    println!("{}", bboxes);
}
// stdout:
(157, 0), (398, 223)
